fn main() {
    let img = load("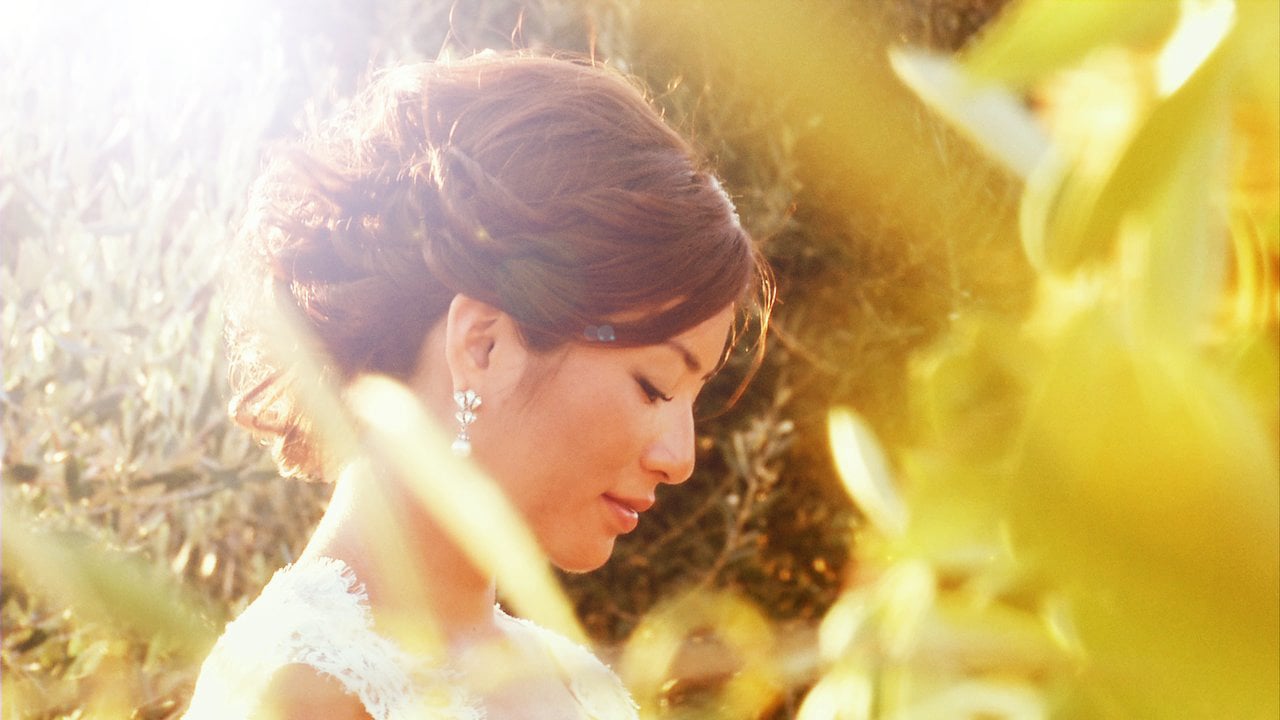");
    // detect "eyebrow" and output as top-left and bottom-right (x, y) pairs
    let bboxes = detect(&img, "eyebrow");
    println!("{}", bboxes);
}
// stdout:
(664, 340), (711, 379)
